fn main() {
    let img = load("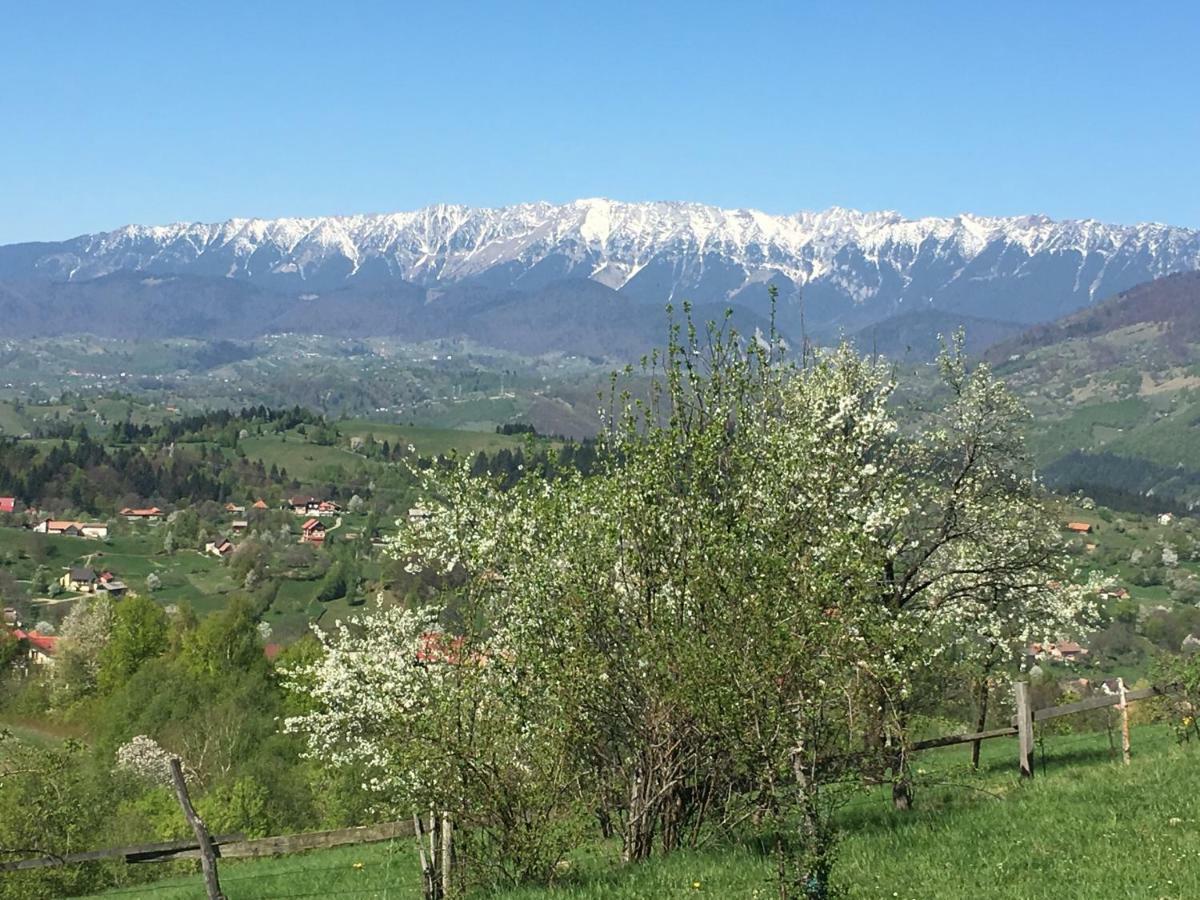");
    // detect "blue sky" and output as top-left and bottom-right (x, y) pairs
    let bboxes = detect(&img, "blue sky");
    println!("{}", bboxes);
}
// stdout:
(1, 1), (1197, 243)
